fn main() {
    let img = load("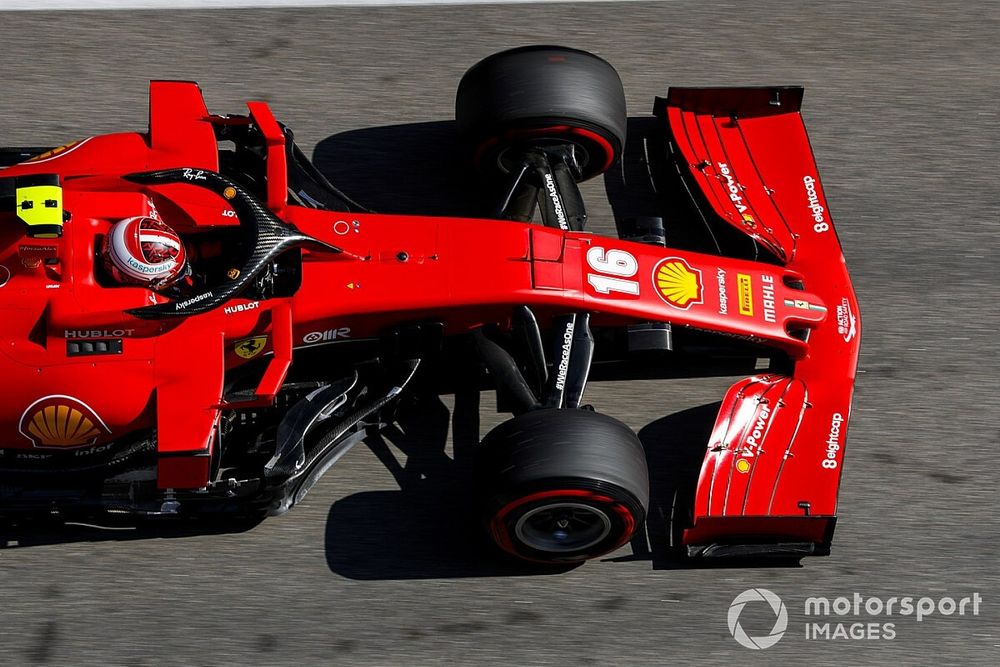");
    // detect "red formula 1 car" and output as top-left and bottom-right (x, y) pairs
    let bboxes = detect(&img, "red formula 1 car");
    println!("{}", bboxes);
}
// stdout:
(0, 46), (859, 564)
